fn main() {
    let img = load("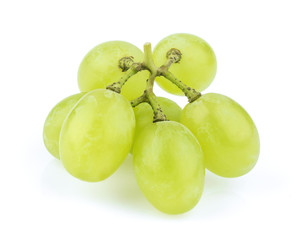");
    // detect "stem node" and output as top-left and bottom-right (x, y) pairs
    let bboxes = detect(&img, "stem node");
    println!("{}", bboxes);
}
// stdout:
(119, 56), (134, 72)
